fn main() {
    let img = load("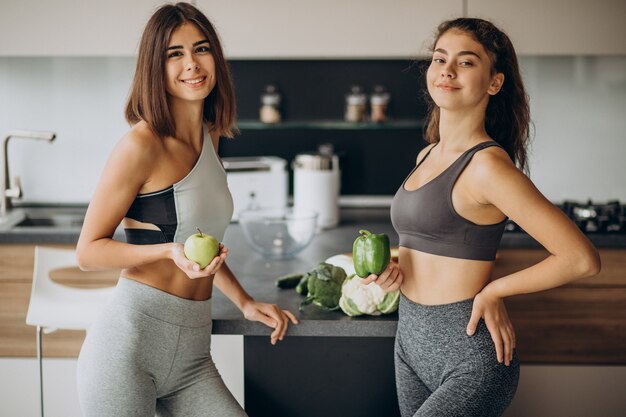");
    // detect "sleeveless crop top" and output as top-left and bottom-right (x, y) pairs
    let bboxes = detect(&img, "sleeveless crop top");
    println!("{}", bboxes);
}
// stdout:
(124, 126), (234, 245)
(390, 141), (506, 261)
